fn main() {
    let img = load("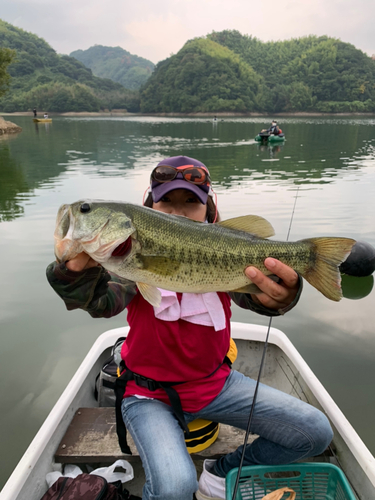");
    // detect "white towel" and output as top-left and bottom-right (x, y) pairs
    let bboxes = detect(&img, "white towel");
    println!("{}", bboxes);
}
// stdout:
(154, 289), (226, 332)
